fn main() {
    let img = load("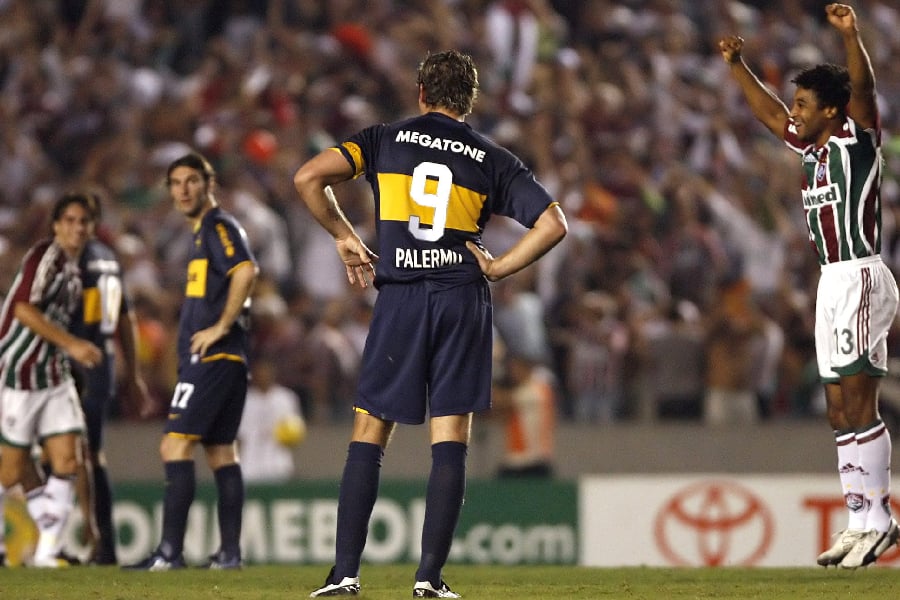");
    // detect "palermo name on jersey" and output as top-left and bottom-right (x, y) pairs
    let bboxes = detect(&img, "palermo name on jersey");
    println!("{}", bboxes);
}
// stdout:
(333, 112), (554, 288)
